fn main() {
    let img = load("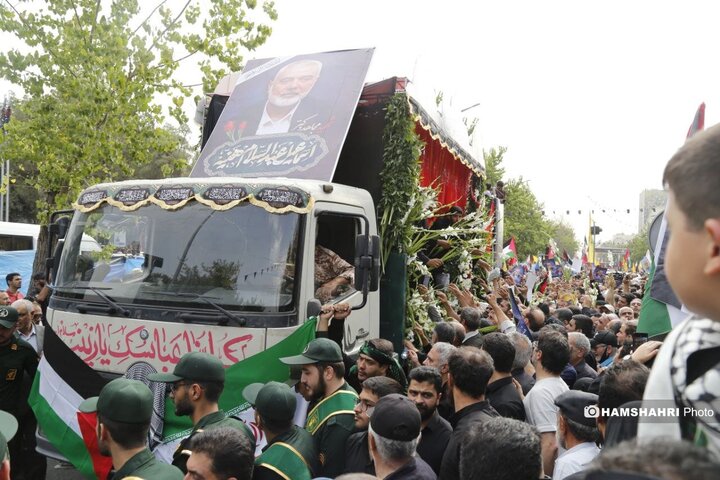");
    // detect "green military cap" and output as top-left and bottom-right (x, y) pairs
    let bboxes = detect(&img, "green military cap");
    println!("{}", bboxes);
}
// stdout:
(0, 306), (18, 329)
(280, 338), (342, 365)
(79, 378), (153, 424)
(285, 364), (302, 387)
(243, 381), (296, 422)
(147, 352), (225, 383)
(0, 410), (18, 460)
